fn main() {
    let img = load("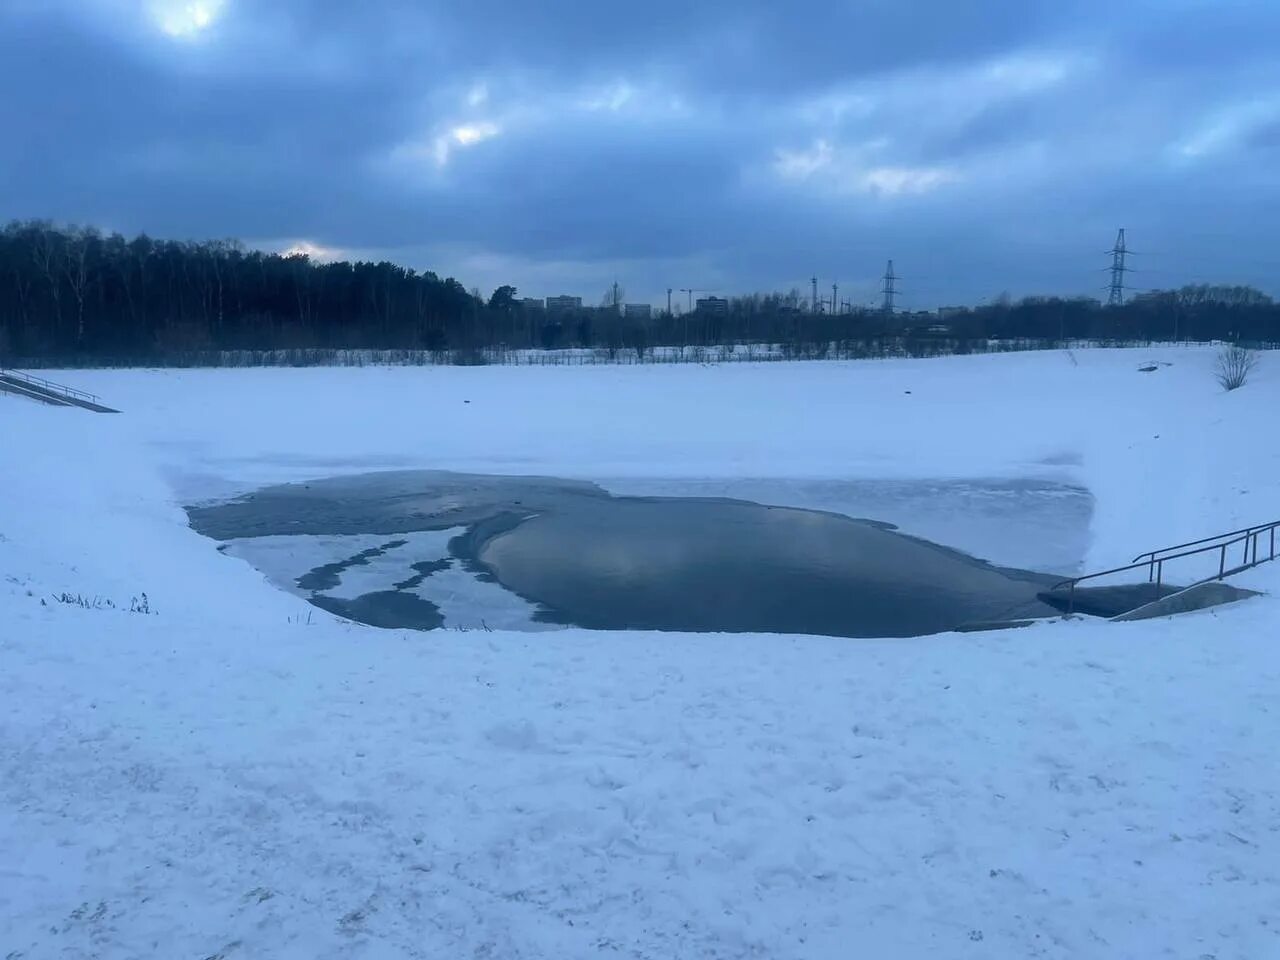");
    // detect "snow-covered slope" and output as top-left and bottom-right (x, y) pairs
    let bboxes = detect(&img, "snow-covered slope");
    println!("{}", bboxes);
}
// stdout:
(3, 348), (1279, 959)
